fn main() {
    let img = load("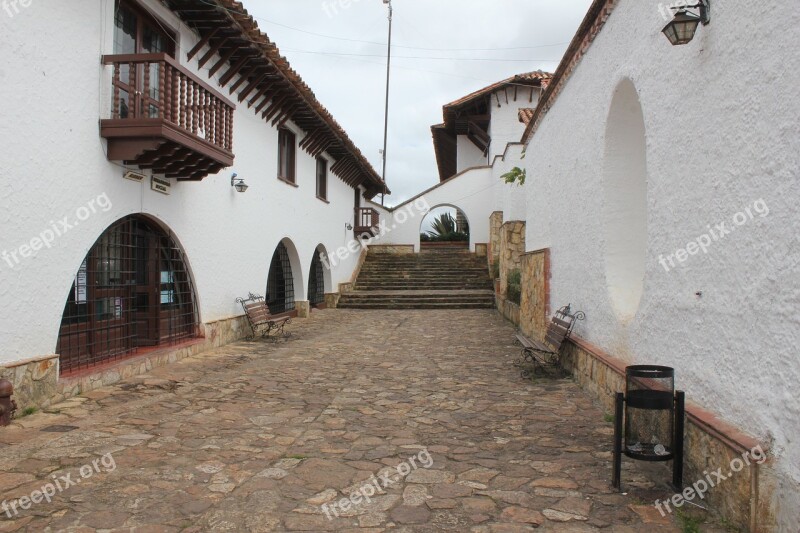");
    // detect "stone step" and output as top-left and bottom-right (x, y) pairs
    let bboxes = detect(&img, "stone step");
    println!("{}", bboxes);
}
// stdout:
(337, 302), (495, 309)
